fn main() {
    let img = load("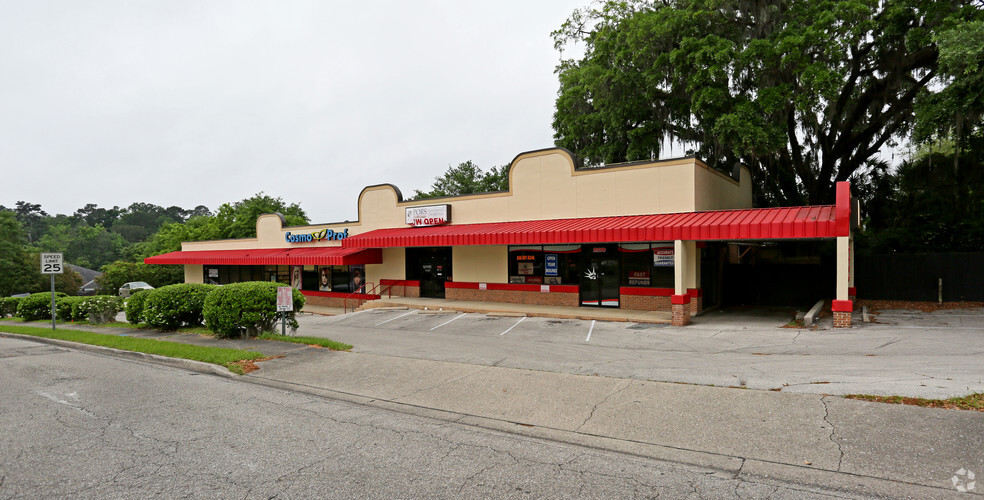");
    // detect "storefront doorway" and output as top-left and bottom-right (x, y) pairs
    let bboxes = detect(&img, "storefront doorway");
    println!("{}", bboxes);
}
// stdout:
(580, 244), (620, 307)
(406, 247), (452, 298)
